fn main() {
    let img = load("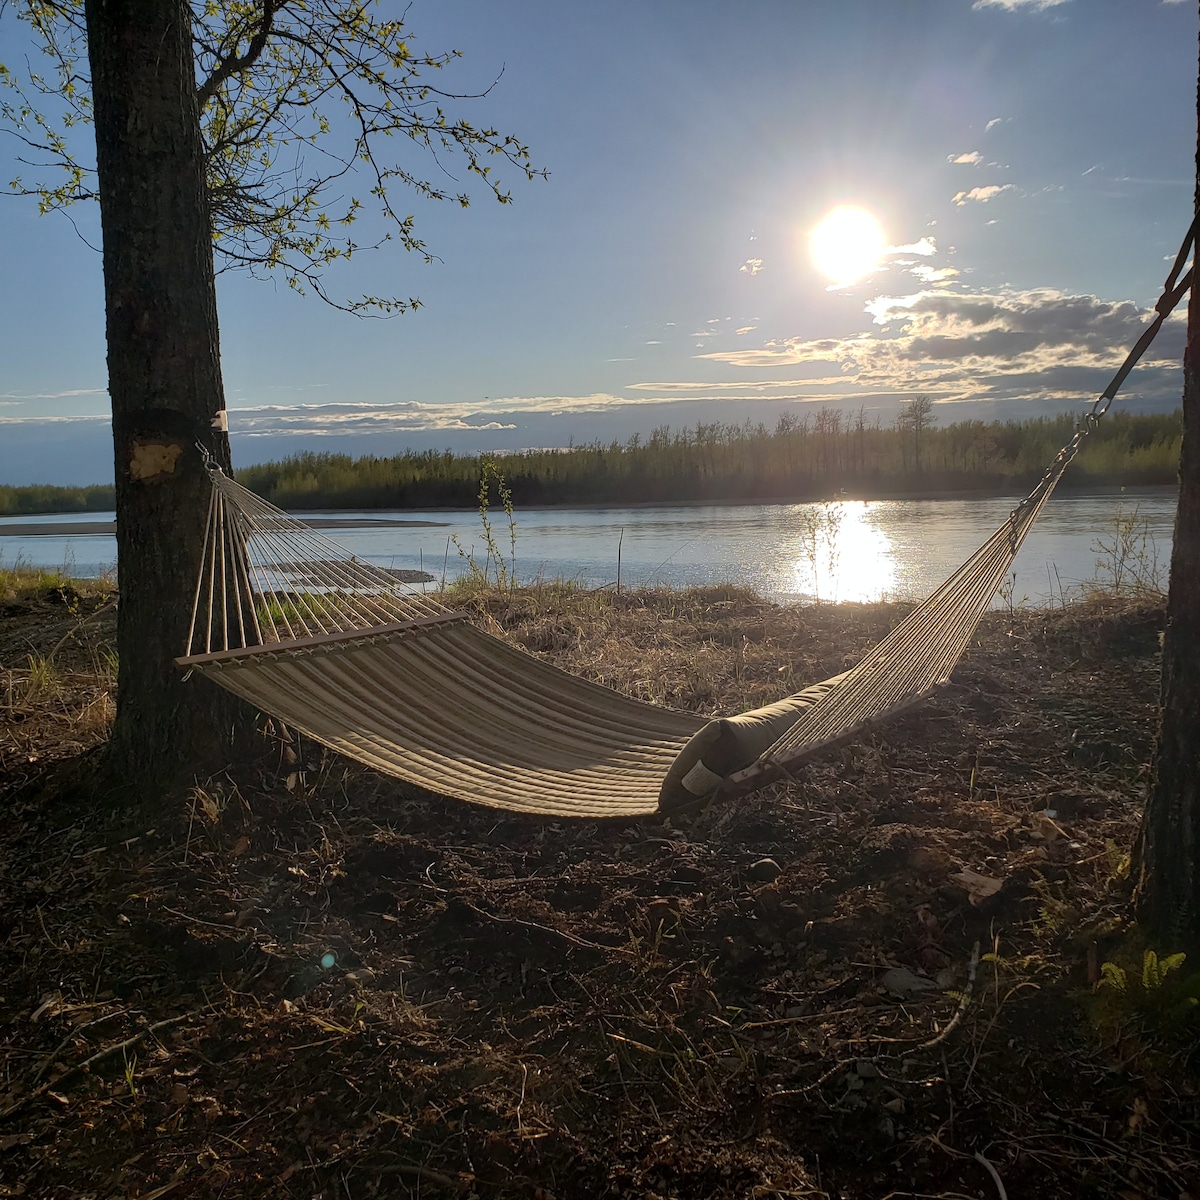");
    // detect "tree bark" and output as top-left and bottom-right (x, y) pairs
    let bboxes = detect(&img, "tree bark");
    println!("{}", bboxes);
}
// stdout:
(1132, 6), (1200, 940)
(83, 0), (244, 787)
